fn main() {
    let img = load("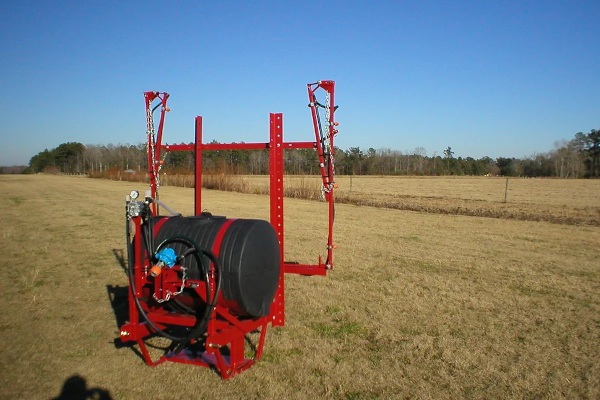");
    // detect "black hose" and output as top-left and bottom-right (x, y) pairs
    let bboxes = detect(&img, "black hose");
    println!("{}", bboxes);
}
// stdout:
(152, 235), (222, 353)
(168, 298), (195, 314)
(129, 228), (187, 341)
(315, 101), (324, 142)
(173, 248), (221, 354)
(126, 211), (222, 350)
(154, 236), (212, 318)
